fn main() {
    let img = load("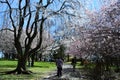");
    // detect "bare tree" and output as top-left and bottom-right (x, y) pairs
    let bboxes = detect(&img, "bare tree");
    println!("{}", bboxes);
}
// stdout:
(0, 0), (80, 74)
